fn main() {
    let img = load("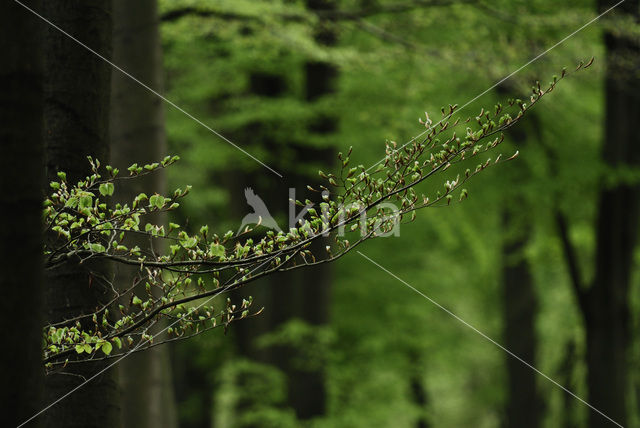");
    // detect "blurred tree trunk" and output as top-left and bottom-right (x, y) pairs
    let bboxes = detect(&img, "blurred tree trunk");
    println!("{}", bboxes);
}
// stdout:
(501, 217), (540, 428)
(556, 2), (640, 427)
(408, 352), (430, 428)
(272, 0), (338, 418)
(499, 86), (542, 428)
(0, 1), (45, 425)
(410, 376), (429, 428)
(230, 71), (288, 366)
(42, 1), (121, 427)
(226, 72), (289, 428)
(558, 340), (578, 428)
(582, 2), (640, 426)
(227, 0), (337, 420)
(172, 343), (215, 428)
(110, 1), (178, 428)
(225, 69), (334, 423)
